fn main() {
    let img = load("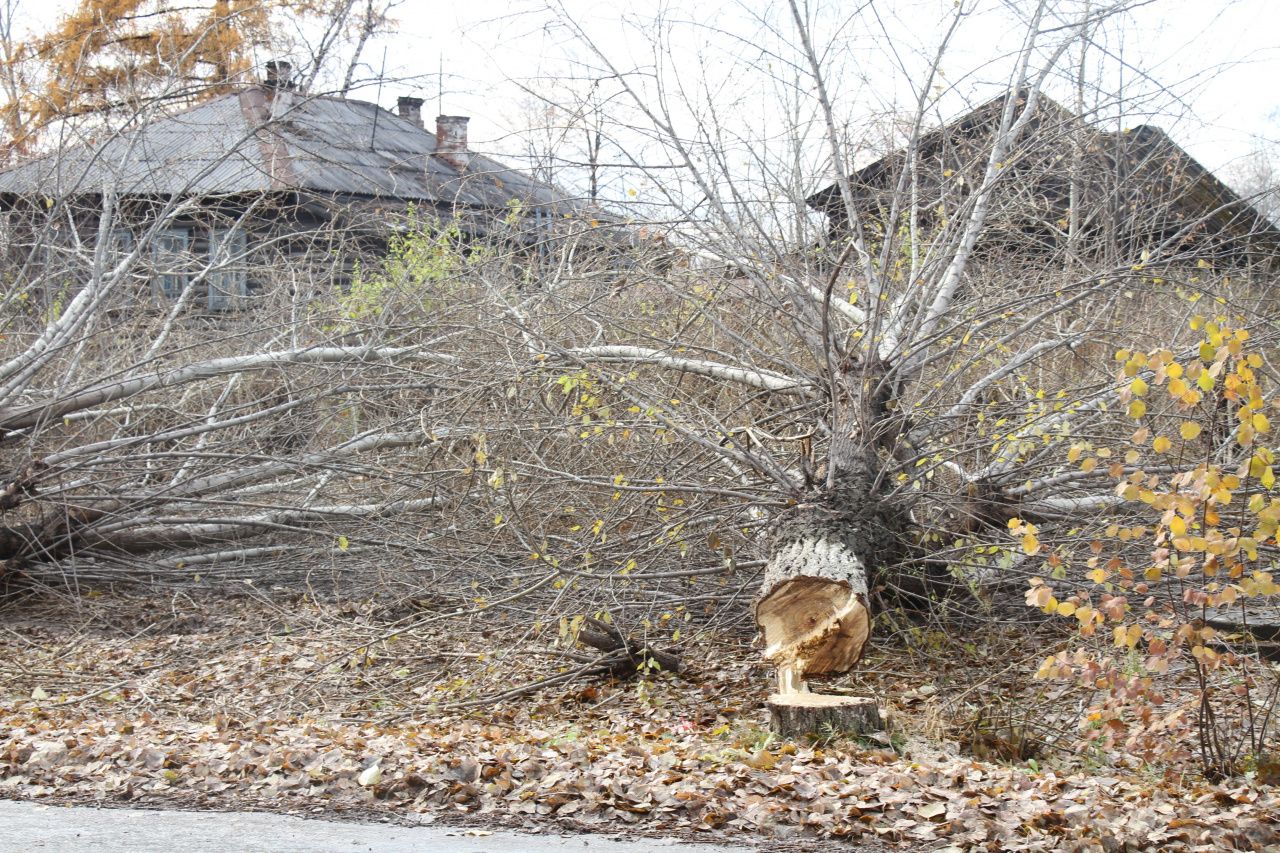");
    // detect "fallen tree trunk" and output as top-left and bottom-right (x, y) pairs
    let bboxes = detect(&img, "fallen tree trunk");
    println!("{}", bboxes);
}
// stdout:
(755, 500), (891, 735)
(756, 525), (870, 693)
(755, 396), (899, 733)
